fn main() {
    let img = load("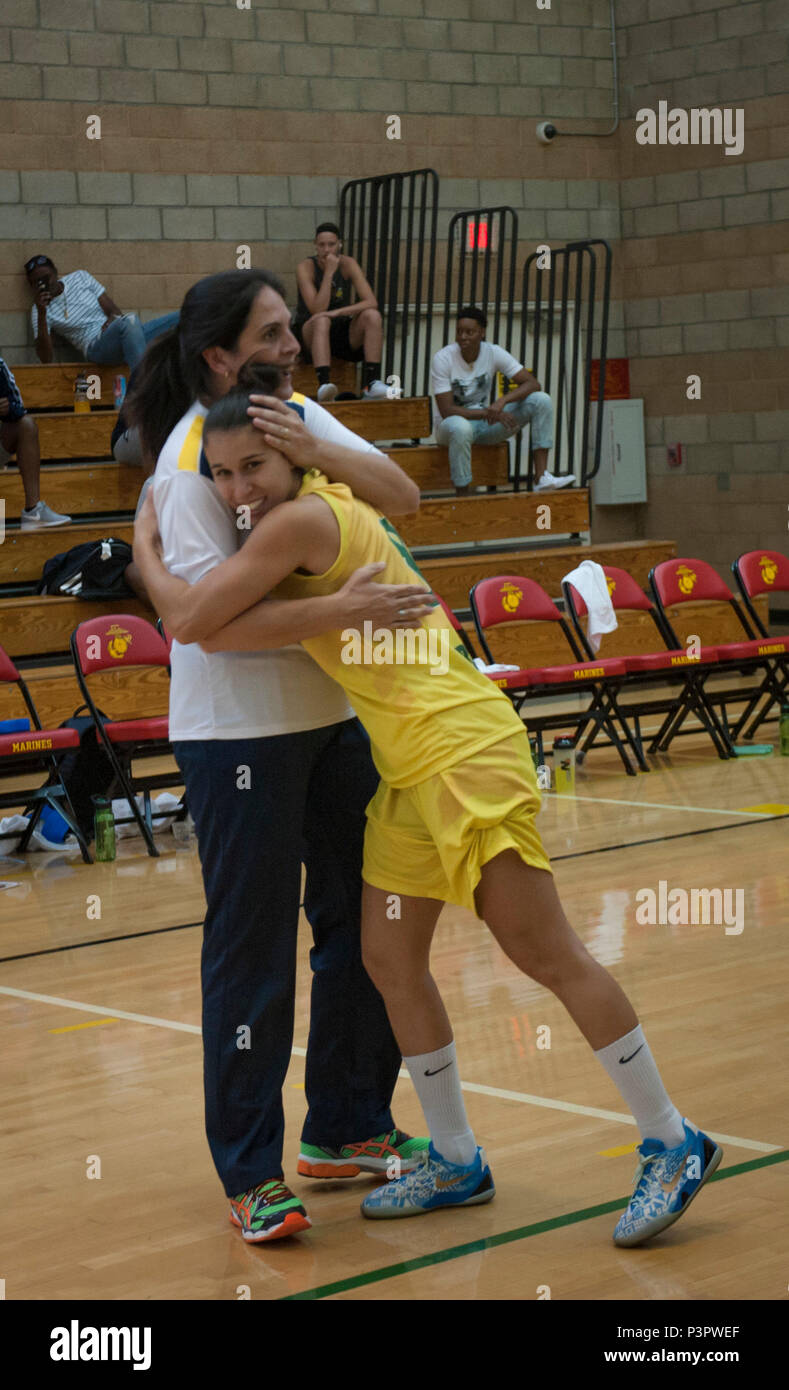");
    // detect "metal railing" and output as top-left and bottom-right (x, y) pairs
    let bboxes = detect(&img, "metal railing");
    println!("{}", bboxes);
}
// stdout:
(517, 239), (612, 489)
(339, 169), (439, 399)
(442, 207), (519, 350)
